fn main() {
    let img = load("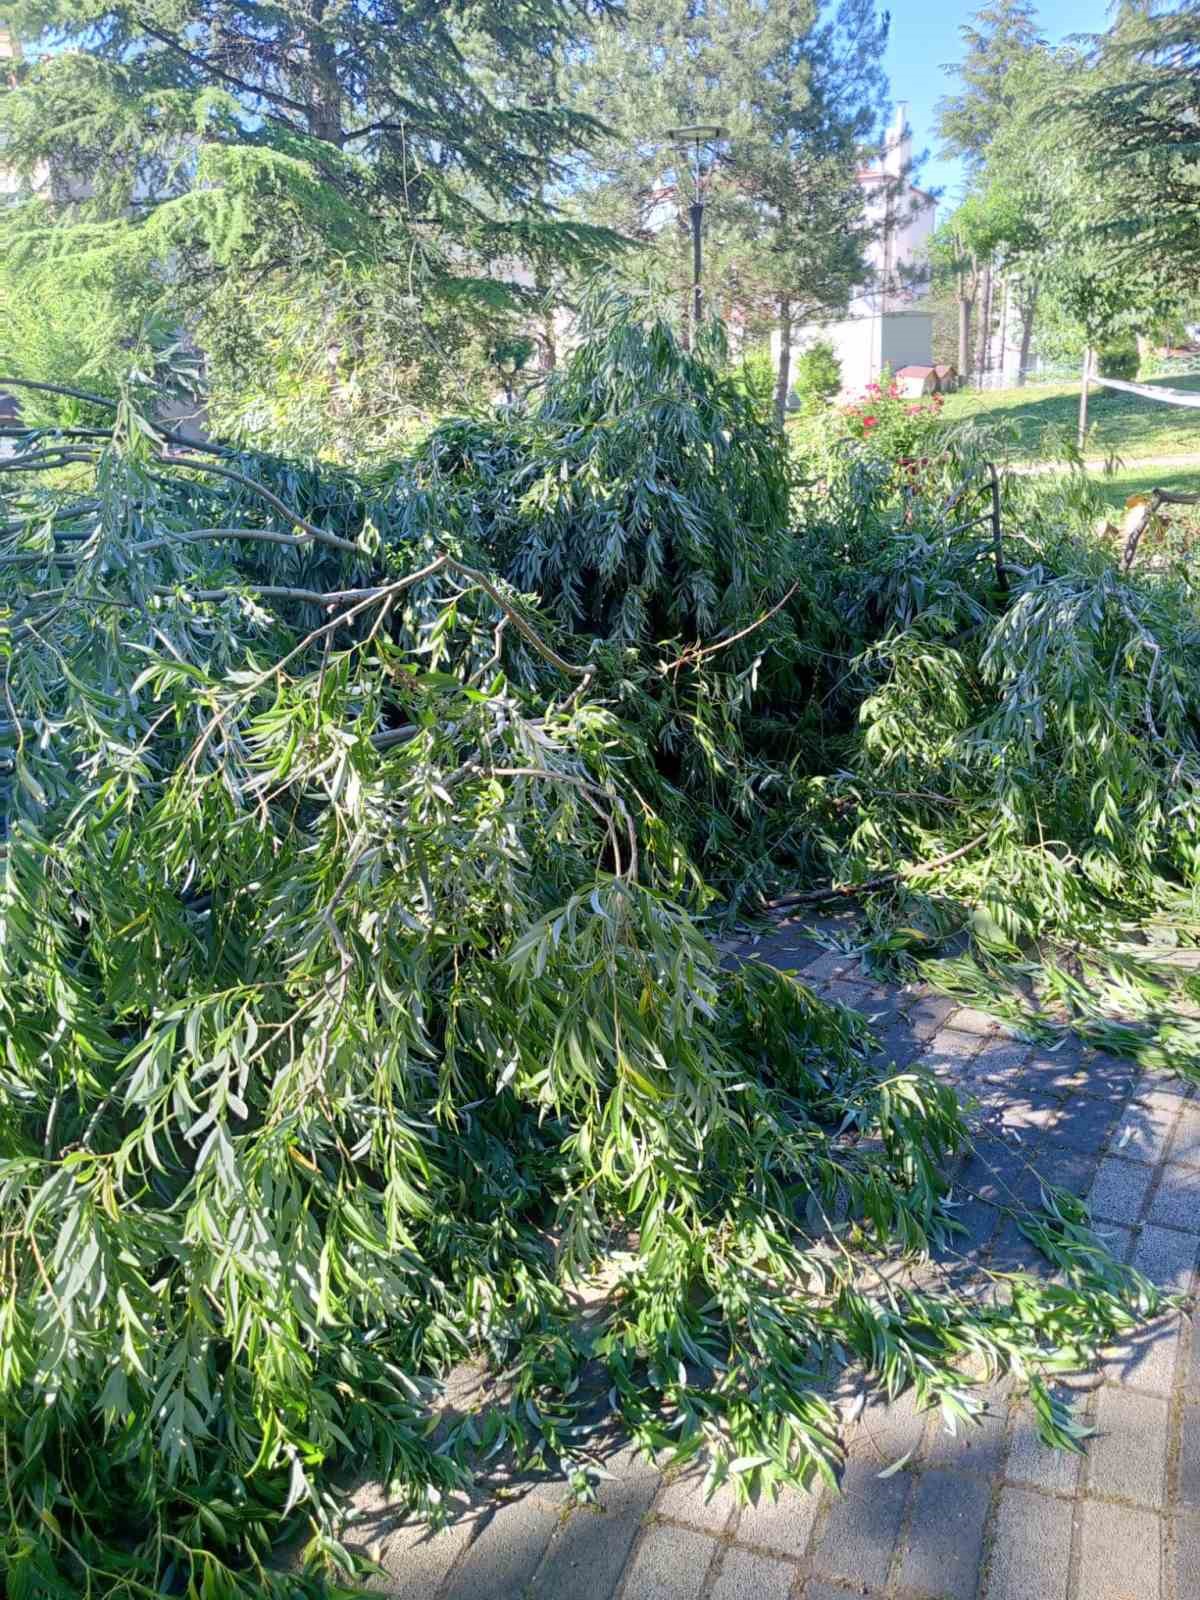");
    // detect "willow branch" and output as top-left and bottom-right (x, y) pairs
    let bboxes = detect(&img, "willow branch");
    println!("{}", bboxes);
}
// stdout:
(0, 449), (98, 473)
(442, 557), (589, 678)
(134, 526), (359, 555)
(666, 581), (800, 674)
(767, 833), (989, 910)
(0, 375), (118, 412)
(167, 581), (394, 605)
(157, 456), (361, 552)
(483, 765), (638, 882)
(0, 375), (224, 454)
